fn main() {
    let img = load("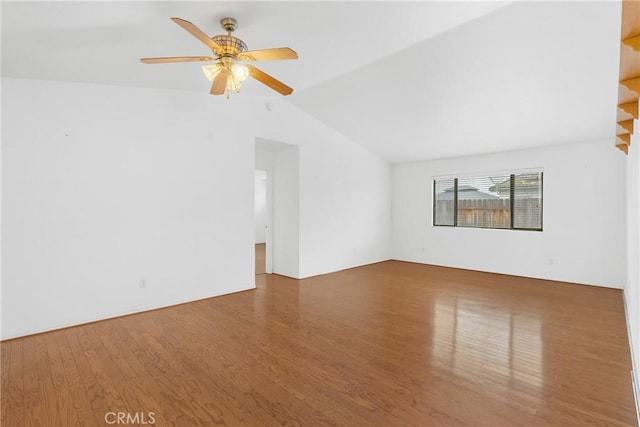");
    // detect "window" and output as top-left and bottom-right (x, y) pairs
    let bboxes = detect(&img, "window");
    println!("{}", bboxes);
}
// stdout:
(433, 171), (543, 231)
